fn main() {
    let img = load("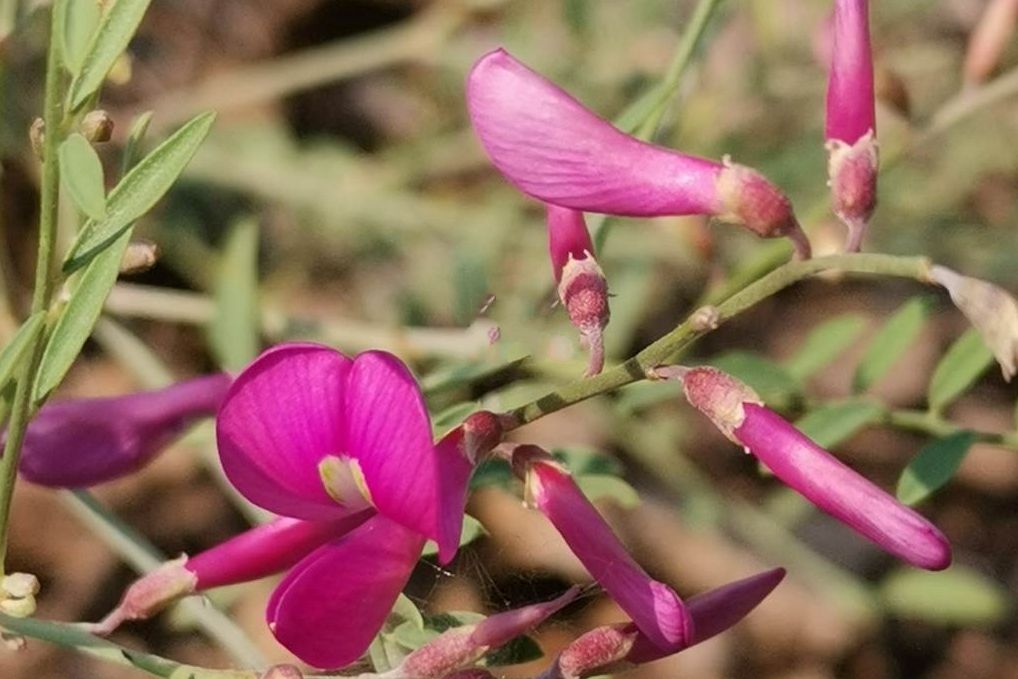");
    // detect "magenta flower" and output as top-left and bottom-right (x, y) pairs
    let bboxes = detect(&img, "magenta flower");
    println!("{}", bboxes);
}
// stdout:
(467, 48), (811, 260)
(549, 567), (785, 678)
(510, 446), (691, 651)
(667, 366), (951, 570)
(396, 587), (579, 679)
(825, 0), (878, 251)
(16, 374), (231, 488)
(547, 205), (610, 376)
